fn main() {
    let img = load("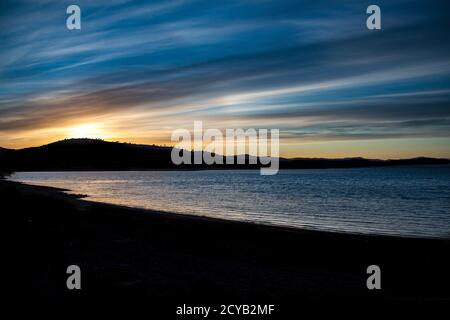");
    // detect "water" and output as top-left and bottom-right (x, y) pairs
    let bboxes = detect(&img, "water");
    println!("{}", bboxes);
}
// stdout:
(9, 166), (450, 238)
